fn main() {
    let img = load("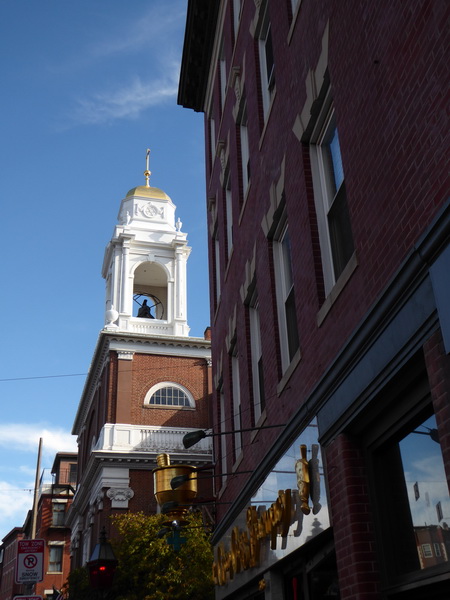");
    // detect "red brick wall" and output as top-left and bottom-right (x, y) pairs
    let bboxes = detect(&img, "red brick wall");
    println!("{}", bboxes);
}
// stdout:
(206, 0), (448, 499)
(325, 435), (380, 600)
(199, 0), (449, 595)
